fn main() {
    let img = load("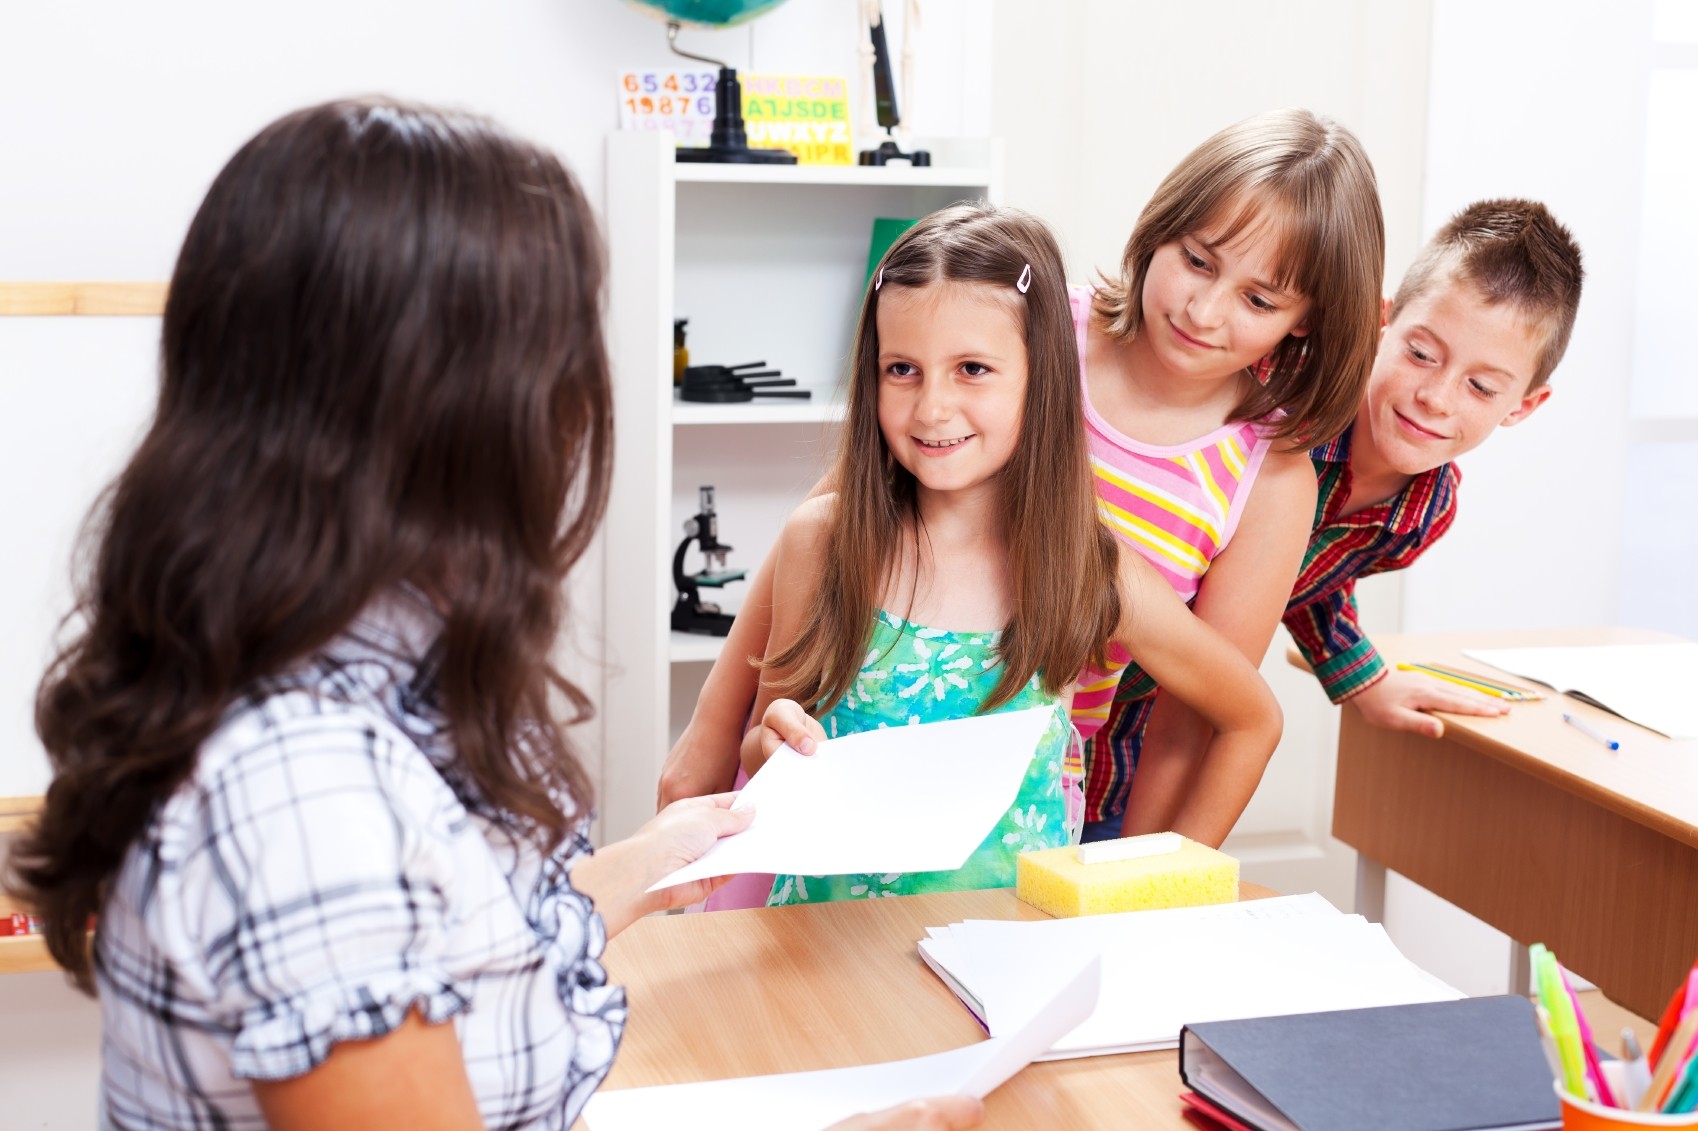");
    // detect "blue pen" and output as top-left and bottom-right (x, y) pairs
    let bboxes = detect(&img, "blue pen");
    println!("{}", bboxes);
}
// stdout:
(1563, 712), (1620, 751)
